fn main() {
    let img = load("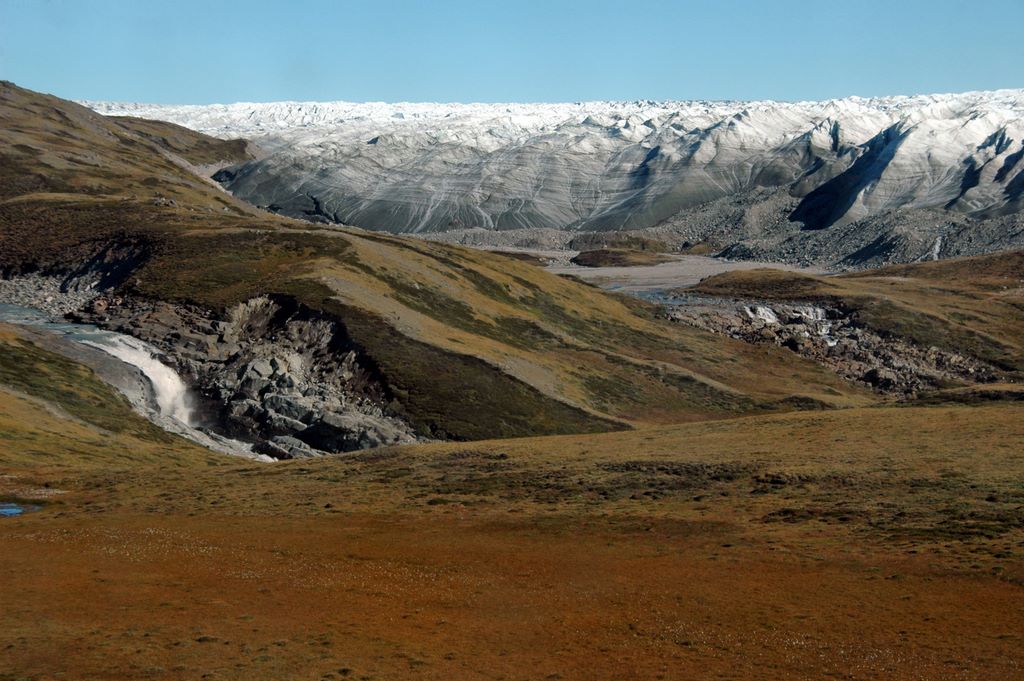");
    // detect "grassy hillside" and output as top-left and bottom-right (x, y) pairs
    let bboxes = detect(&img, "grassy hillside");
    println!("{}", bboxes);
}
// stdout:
(0, 81), (871, 440)
(0, 82), (253, 210)
(111, 115), (254, 167)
